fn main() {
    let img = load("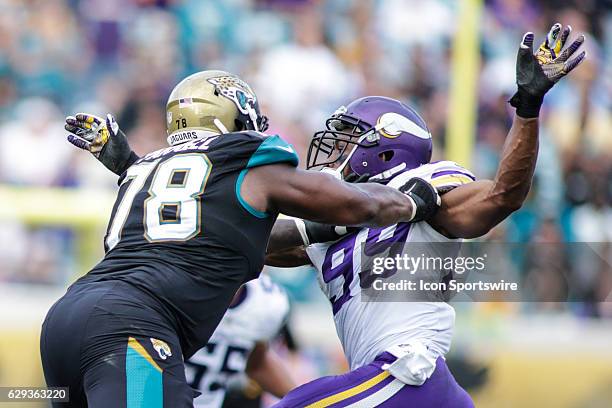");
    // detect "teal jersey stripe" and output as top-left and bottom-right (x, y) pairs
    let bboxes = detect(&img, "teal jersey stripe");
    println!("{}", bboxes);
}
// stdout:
(126, 345), (163, 408)
(236, 135), (298, 218)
